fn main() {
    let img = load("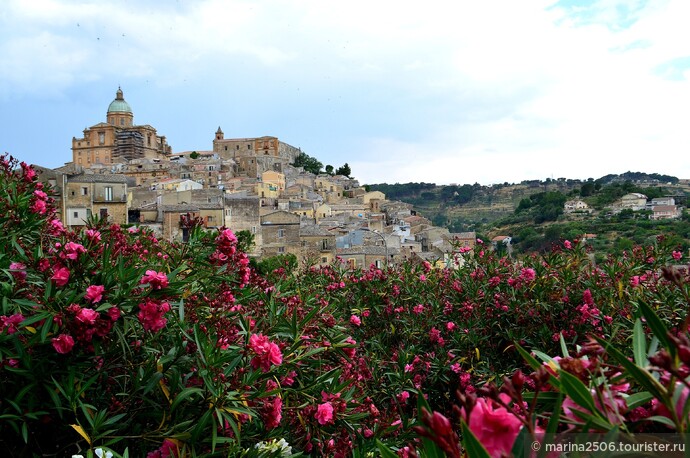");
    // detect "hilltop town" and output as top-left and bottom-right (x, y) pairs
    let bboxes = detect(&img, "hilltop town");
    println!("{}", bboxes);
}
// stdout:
(32, 88), (474, 268)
